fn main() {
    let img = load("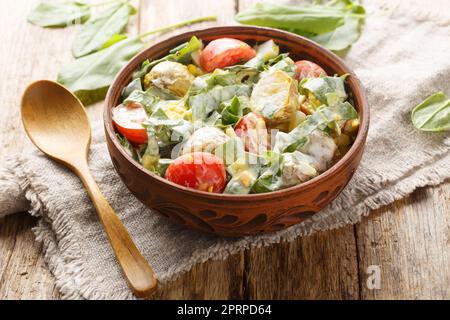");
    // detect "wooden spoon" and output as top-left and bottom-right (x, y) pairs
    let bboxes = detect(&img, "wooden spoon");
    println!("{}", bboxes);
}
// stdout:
(21, 80), (158, 298)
